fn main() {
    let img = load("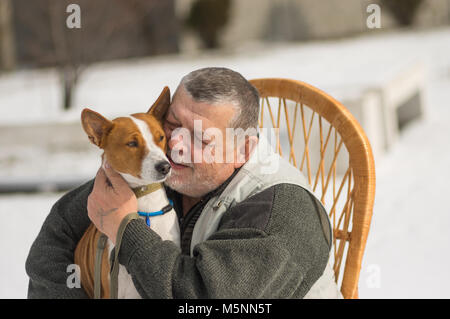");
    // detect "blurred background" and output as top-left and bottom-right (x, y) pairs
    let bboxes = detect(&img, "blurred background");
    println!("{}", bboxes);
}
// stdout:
(1, 0), (449, 298)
